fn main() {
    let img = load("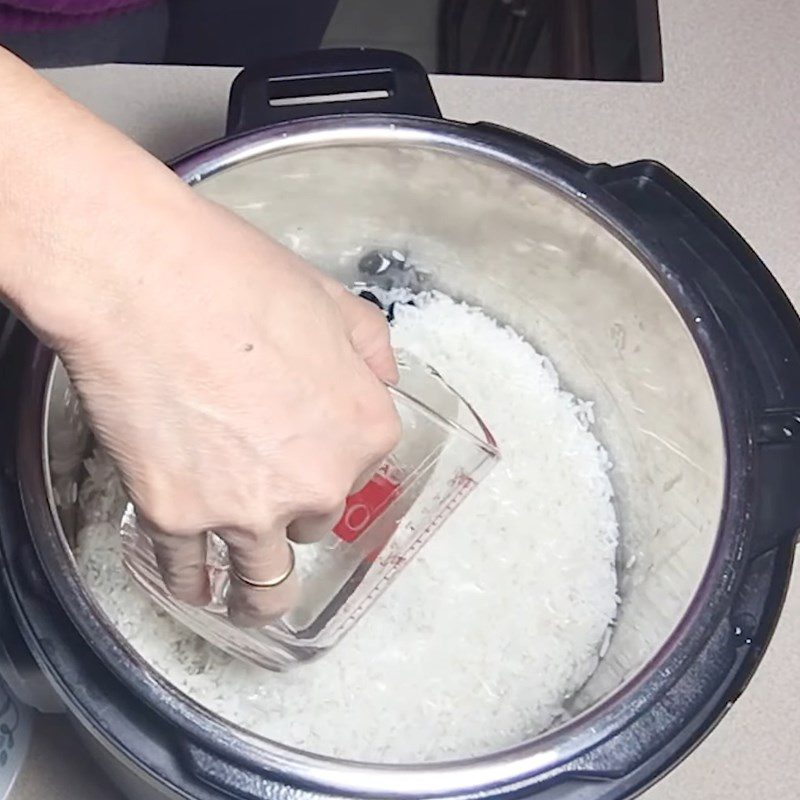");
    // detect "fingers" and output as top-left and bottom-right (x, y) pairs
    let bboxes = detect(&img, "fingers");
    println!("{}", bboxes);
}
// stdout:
(352, 460), (383, 494)
(286, 462), (385, 545)
(287, 499), (346, 544)
(141, 521), (211, 607)
(332, 289), (399, 385)
(221, 527), (300, 629)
